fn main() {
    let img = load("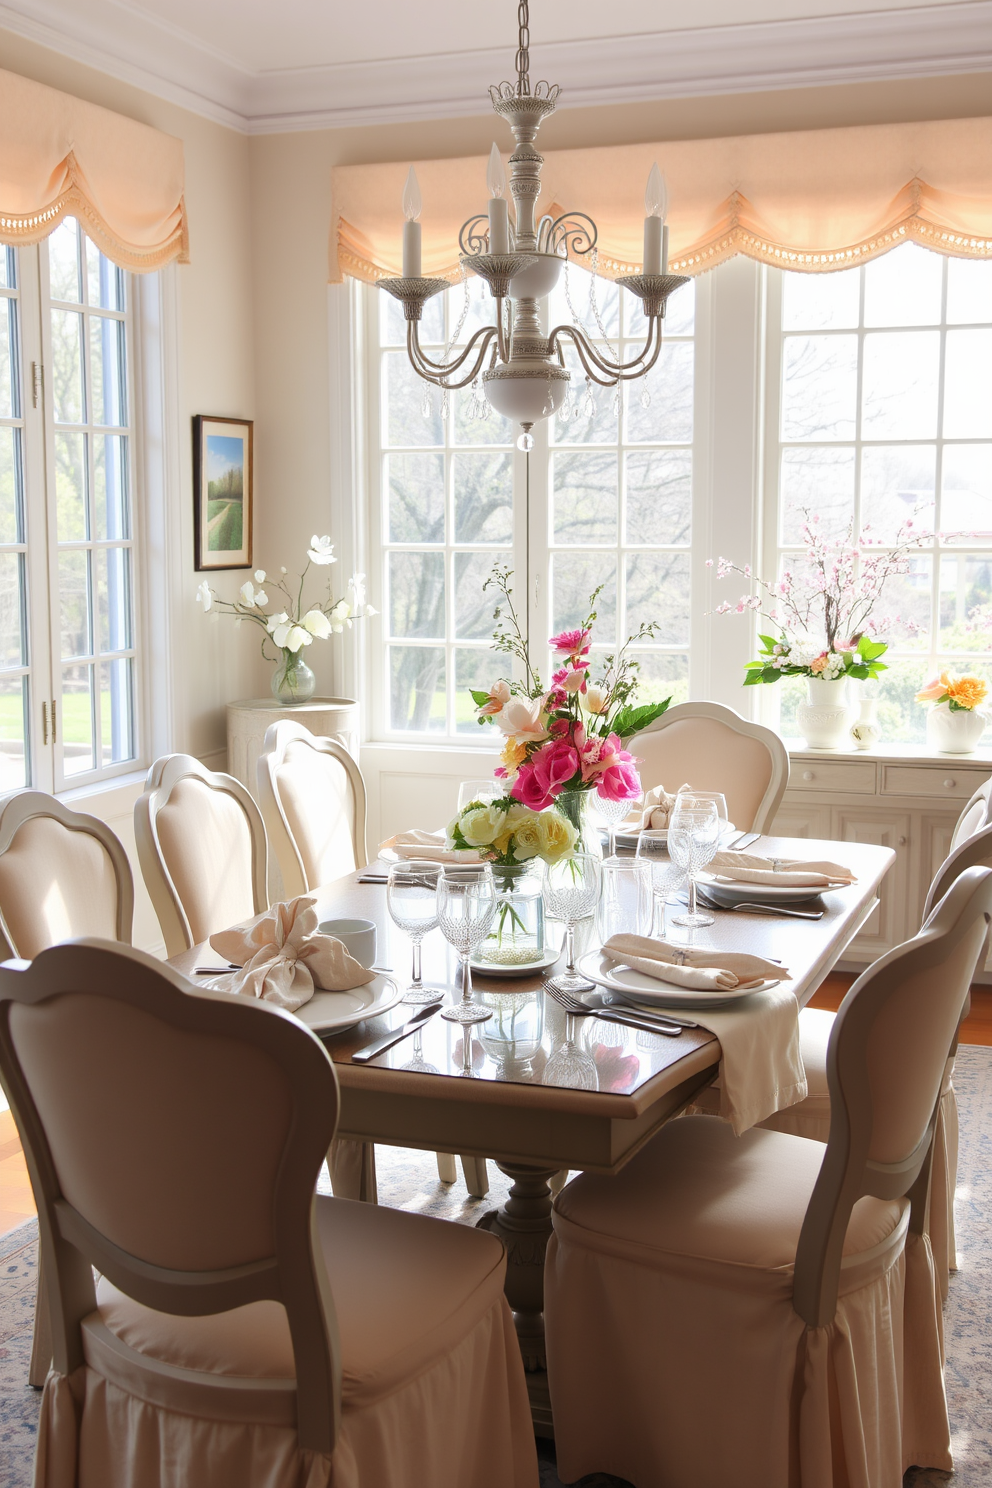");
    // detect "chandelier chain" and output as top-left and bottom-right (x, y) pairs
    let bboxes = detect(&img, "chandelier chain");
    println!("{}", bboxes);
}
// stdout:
(515, 1), (530, 96)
